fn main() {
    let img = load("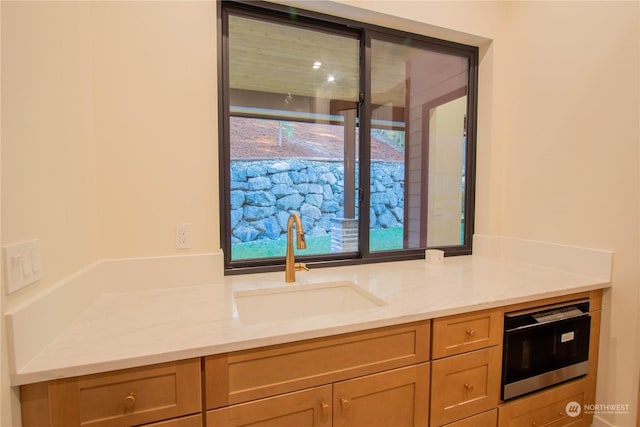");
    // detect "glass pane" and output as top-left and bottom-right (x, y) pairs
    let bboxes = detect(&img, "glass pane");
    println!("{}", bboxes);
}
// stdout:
(426, 98), (467, 246)
(227, 15), (360, 261)
(370, 38), (468, 251)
